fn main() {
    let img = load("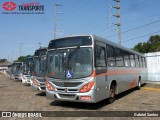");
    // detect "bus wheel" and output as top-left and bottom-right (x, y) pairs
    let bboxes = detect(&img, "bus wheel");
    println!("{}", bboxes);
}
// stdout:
(108, 84), (116, 103)
(137, 80), (141, 90)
